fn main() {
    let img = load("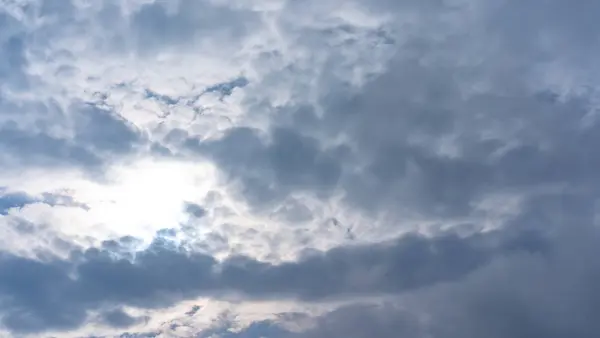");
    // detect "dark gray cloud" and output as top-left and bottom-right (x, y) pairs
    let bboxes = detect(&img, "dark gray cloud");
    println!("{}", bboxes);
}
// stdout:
(0, 102), (145, 171)
(0, 11), (28, 90)
(204, 76), (249, 98)
(164, 45), (598, 223)
(0, 226), (540, 334)
(72, 103), (143, 156)
(0, 189), (89, 215)
(181, 69), (600, 220)
(0, 190), (36, 214)
(140, 1), (600, 336)
(143, 76), (249, 110)
(197, 318), (290, 338)
(334, 91), (600, 218)
(183, 126), (349, 209)
(100, 309), (140, 329)
(283, 228), (600, 338)
(290, 303), (422, 338)
(184, 202), (207, 218)
(0, 122), (103, 168)
(185, 305), (202, 317)
(156, 0), (600, 224)
(130, 0), (259, 53)
(182, 225), (600, 338)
